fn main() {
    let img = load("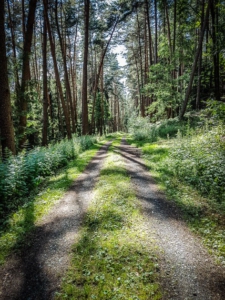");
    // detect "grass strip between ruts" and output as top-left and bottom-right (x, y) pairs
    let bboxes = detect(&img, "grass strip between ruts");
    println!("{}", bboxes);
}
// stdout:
(0, 140), (109, 265)
(56, 140), (161, 300)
